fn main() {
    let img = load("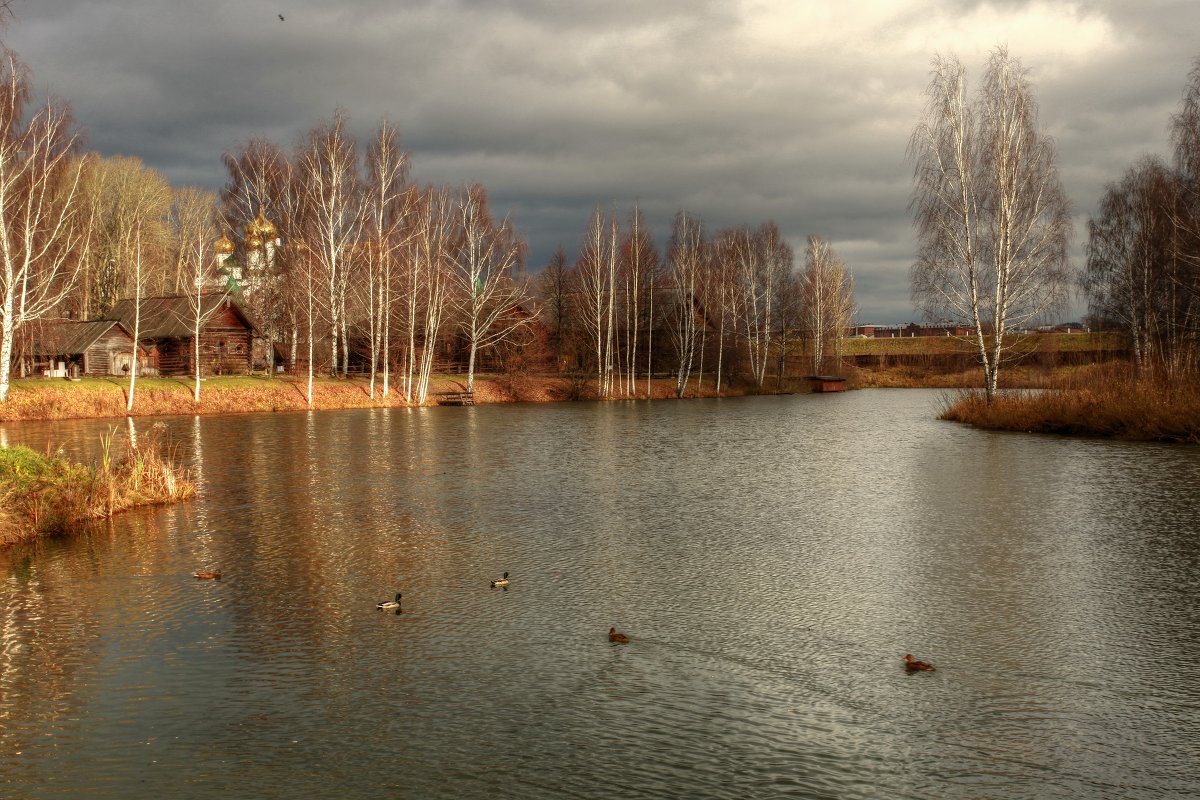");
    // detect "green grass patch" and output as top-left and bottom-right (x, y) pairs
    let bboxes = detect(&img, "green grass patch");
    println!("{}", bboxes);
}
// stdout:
(0, 431), (196, 547)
